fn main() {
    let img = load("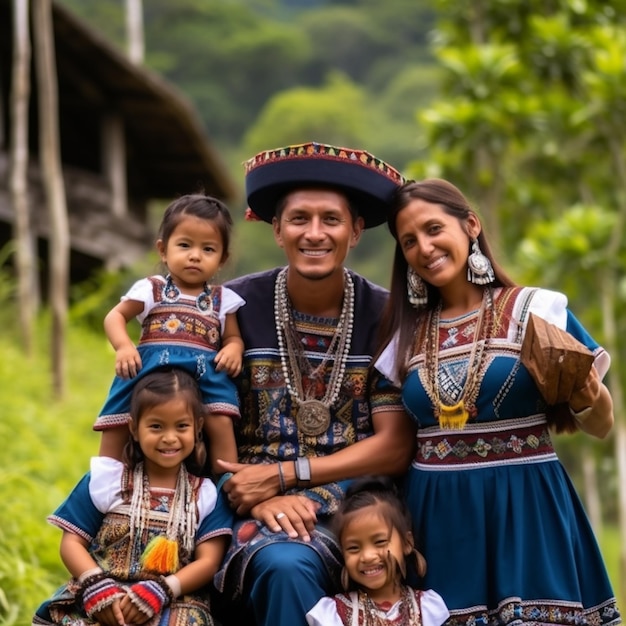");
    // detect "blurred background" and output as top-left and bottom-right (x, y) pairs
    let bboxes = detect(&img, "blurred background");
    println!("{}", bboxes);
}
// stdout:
(0, 0), (624, 622)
